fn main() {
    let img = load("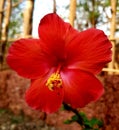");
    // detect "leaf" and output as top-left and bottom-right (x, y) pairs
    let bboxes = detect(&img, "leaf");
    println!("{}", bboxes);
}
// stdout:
(64, 119), (72, 124)
(71, 115), (79, 121)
